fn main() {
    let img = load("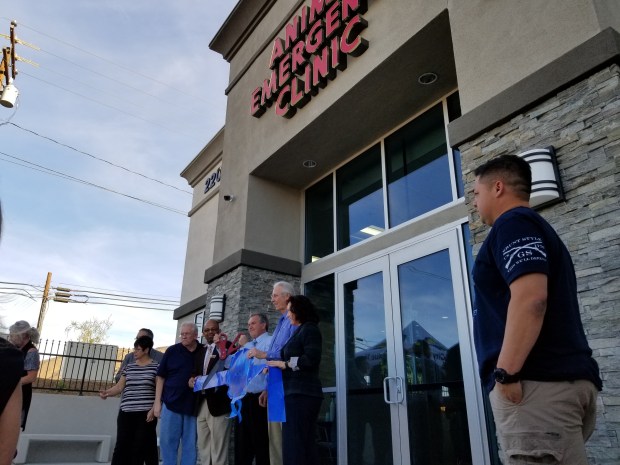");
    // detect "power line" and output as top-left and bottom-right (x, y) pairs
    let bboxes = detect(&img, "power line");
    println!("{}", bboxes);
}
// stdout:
(33, 48), (178, 107)
(11, 19), (211, 104)
(7, 122), (191, 195)
(0, 281), (180, 303)
(31, 61), (150, 112)
(57, 282), (179, 299)
(0, 290), (175, 312)
(0, 150), (187, 215)
(0, 155), (90, 183)
(0, 280), (44, 289)
(0, 288), (175, 309)
(63, 300), (175, 311)
(20, 71), (203, 142)
(69, 293), (177, 307)
(75, 295), (177, 307)
(0, 290), (44, 300)
(65, 288), (179, 304)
